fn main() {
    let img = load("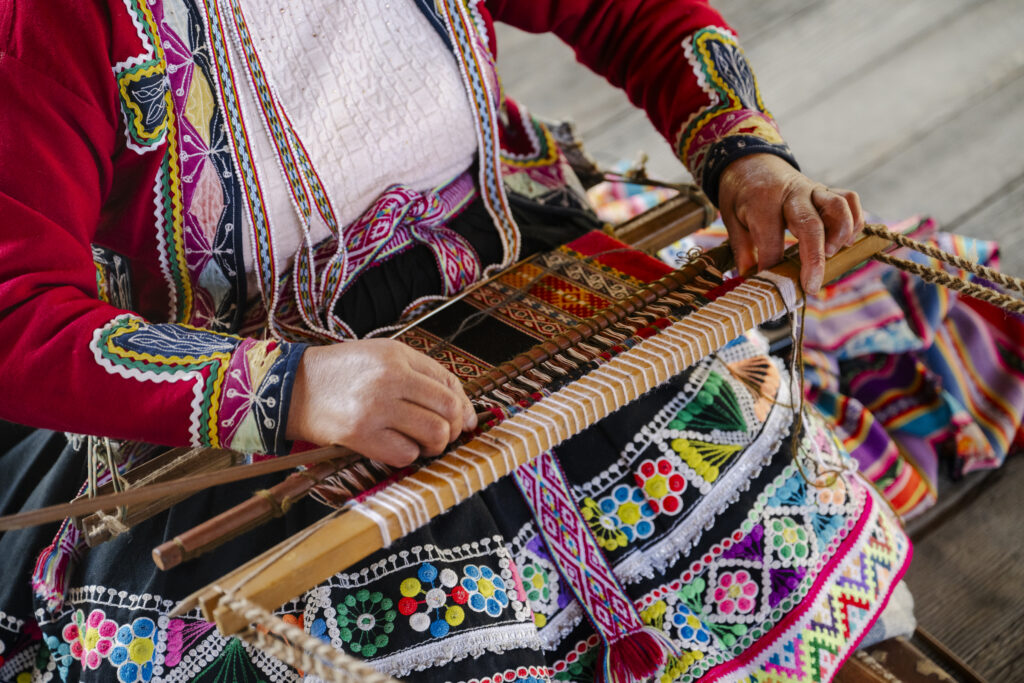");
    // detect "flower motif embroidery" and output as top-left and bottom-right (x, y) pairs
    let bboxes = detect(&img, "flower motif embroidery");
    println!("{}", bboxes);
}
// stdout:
(814, 475), (847, 506)
(44, 634), (74, 681)
(634, 456), (687, 515)
(767, 517), (811, 562)
(397, 563), (468, 638)
(461, 564), (511, 618)
(309, 617), (330, 643)
(711, 570), (758, 616)
(581, 497), (628, 551)
(600, 485), (656, 544)
(336, 589), (397, 657)
(521, 562), (551, 606)
(520, 561), (556, 627)
(671, 604), (712, 649)
(61, 608), (118, 670)
(107, 617), (157, 683)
